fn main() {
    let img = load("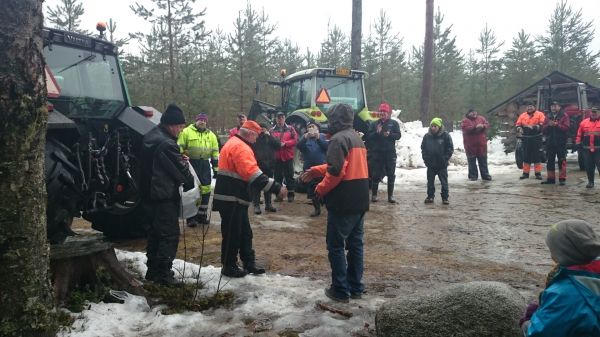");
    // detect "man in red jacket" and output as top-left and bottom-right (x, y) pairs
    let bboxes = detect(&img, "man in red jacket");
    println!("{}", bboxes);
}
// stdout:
(541, 101), (570, 185)
(576, 106), (600, 188)
(272, 111), (298, 202)
(461, 108), (491, 181)
(228, 113), (247, 138)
